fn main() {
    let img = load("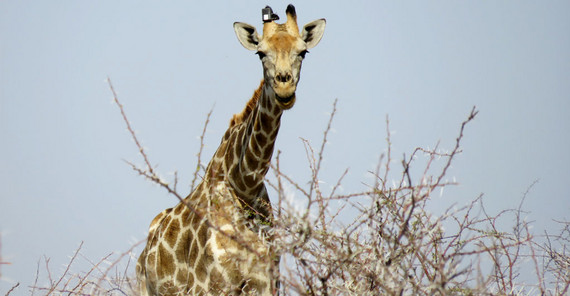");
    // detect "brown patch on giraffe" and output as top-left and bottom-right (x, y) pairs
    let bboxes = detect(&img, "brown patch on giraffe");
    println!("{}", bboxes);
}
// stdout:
(262, 115), (279, 135)
(173, 203), (184, 216)
(242, 173), (258, 189)
(188, 239), (199, 268)
(250, 141), (263, 159)
(161, 215), (172, 231)
(195, 255), (208, 283)
(208, 266), (224, 287)
(230, 166), (247, 192)
(145, 250), (157, 280)
(174, 227), (190, 262)
(175, 266), (193, 288)
(189, 207), (203, 226)
(196, 222), (209, 248)
(164, 217), (180, 248)
(222, 128), (231, 141)
(243, 149), (258, 171)
(214, 139), (227, 159)
(194, 285), (205, 295)
(179, 203), (191, 218)
(258, 110), (273, 132)
(224, 144), (236, 169)
(208, 267), (225, 295)
(195, 242), (215, 284)
(255, 132), (268, 151)
(261, 142), (276, 161)
(245, 116), (254, 137)
(219, 256), (243, 286)
(230, 80), (263, 127)
(157, 243), (175, 279)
